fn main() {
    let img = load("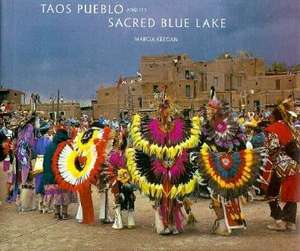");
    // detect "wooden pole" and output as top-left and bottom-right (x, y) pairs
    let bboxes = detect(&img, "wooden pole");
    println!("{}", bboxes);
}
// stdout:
(56, 89), (60, 122)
